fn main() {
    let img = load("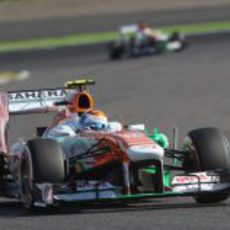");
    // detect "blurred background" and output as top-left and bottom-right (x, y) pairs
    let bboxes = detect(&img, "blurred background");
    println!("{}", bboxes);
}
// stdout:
(0, 0), (229, 20)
